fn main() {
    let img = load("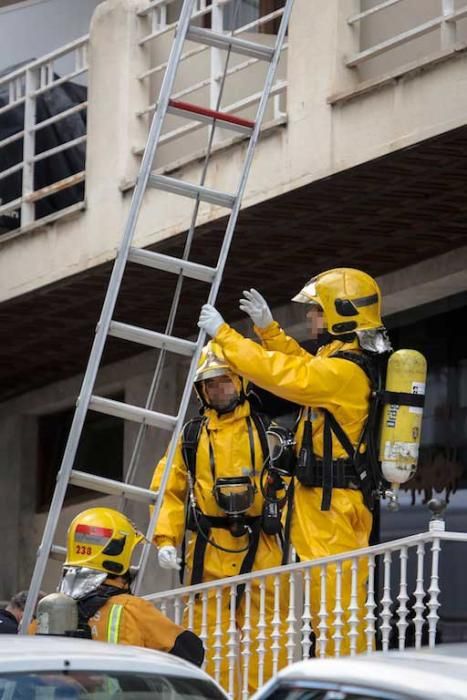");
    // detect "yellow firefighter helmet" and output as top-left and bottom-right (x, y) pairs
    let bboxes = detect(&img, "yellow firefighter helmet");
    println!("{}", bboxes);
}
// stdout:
(292, 267), (383, 335)
(65, 508), (143, 576)
(194, 341), (244, 410)
(194, 340), (232, 383)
